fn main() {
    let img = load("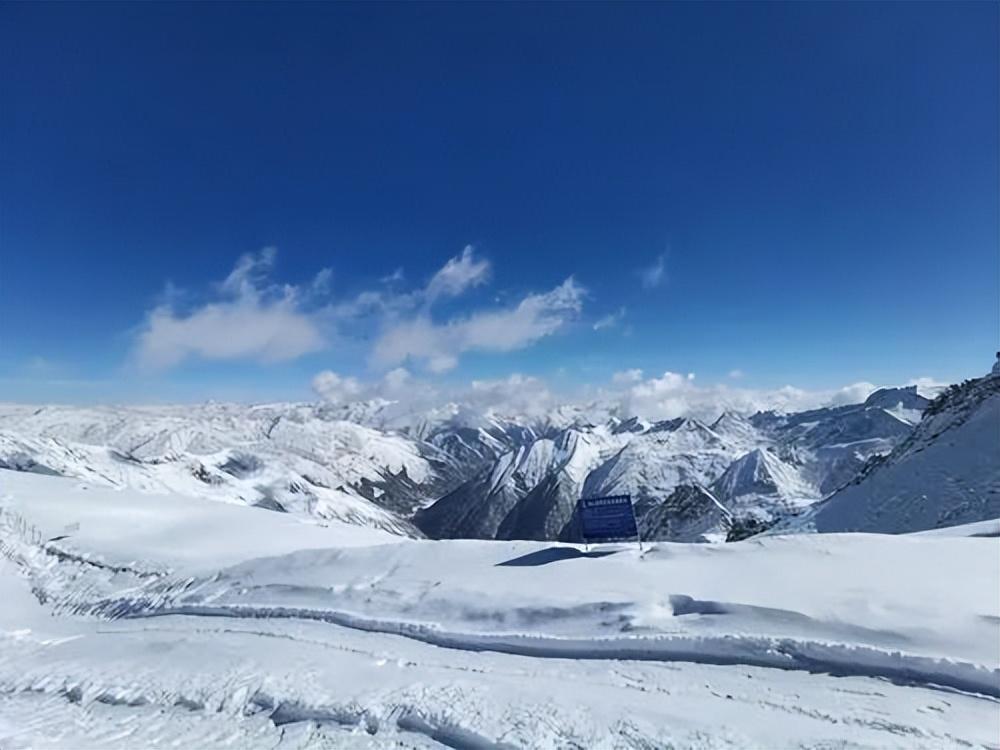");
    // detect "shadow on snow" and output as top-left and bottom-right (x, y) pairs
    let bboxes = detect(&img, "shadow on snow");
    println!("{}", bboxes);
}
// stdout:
(495, 547), (620, 567)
